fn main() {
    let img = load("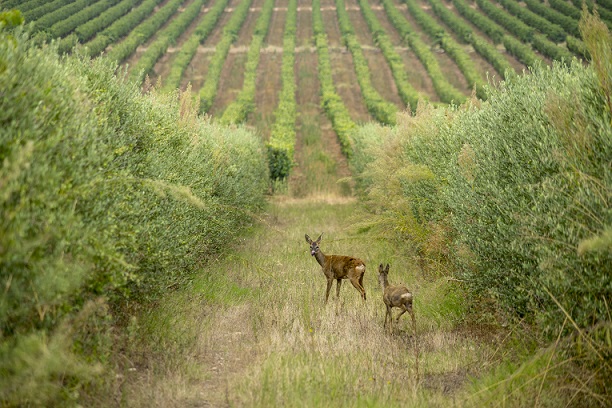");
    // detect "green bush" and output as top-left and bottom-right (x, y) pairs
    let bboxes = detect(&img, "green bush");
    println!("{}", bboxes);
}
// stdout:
(0, 22), (267, 405)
